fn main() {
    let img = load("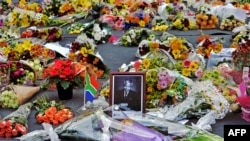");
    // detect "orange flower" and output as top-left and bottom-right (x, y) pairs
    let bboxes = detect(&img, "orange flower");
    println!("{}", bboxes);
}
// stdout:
(170, 38), (181, 50)
(147, 86), (154, 93)
(189, 61), (199, 72)
(149, 41), (159, 50)
(213, 43), (223, 53)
